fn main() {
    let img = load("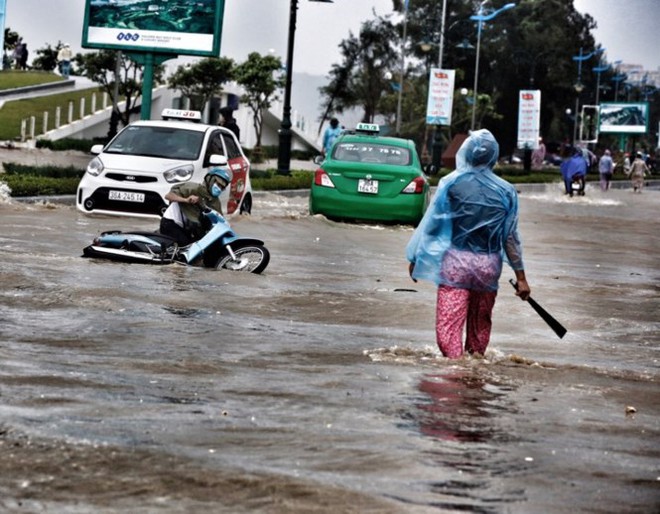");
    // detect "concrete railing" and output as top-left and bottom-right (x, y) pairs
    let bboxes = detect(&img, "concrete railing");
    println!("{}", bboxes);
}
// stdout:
(21, 91), (112, 142)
